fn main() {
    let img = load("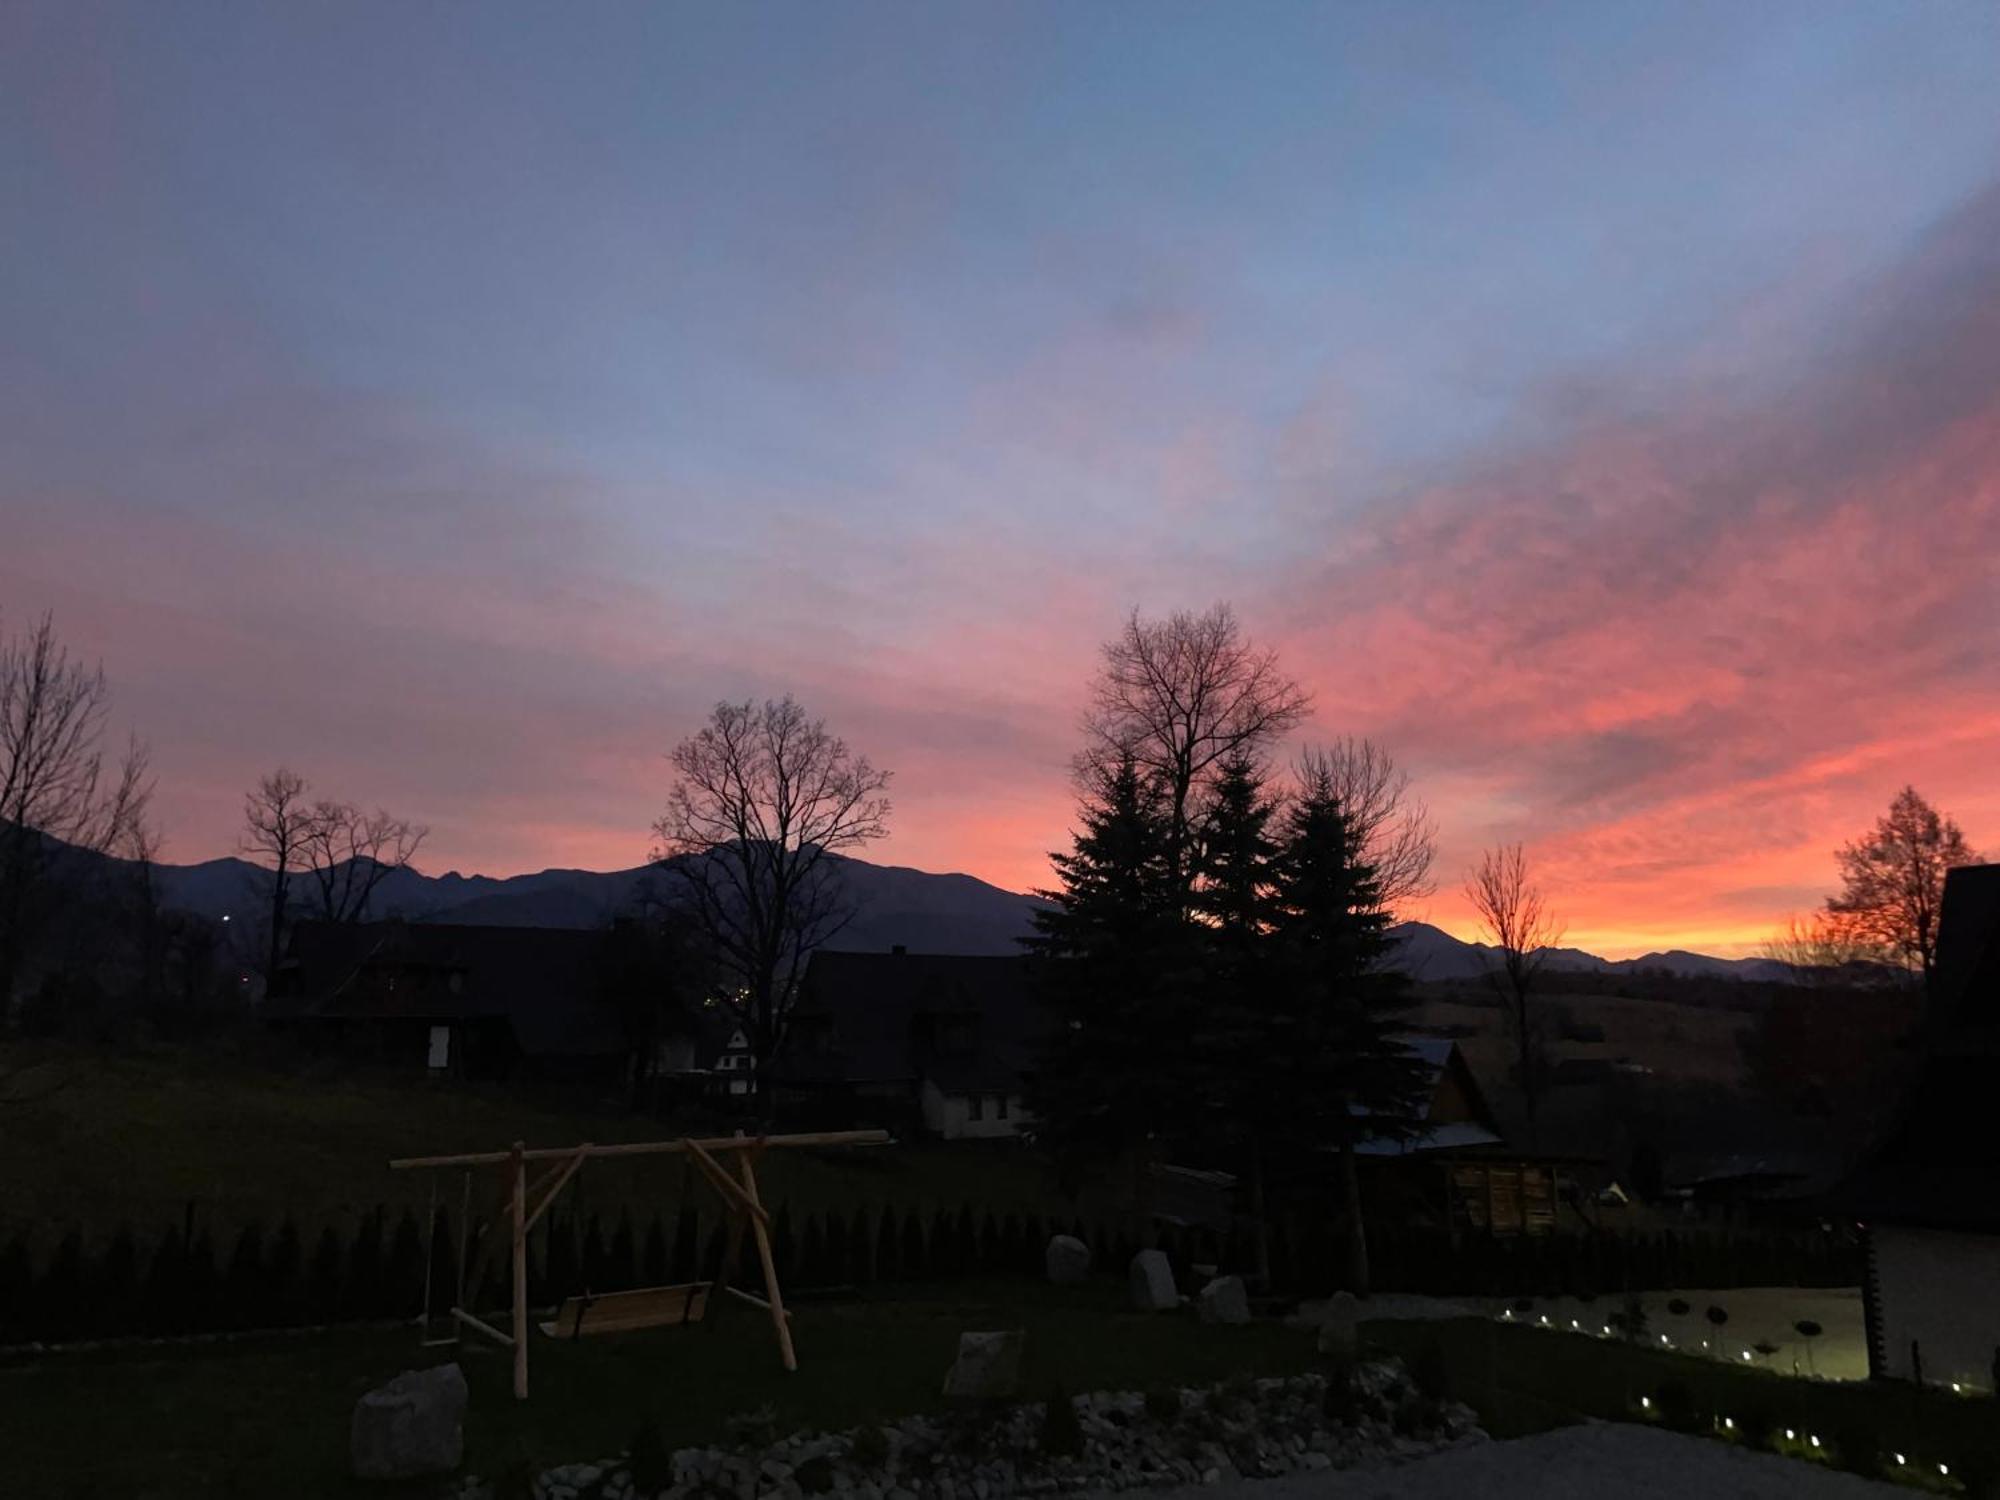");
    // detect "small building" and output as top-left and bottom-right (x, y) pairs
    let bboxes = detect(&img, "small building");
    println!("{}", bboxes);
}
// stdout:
(713, 1024), (758, 1098)
(1834, 864), (2000, 1391)
(774, 949), (1043, 1139)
